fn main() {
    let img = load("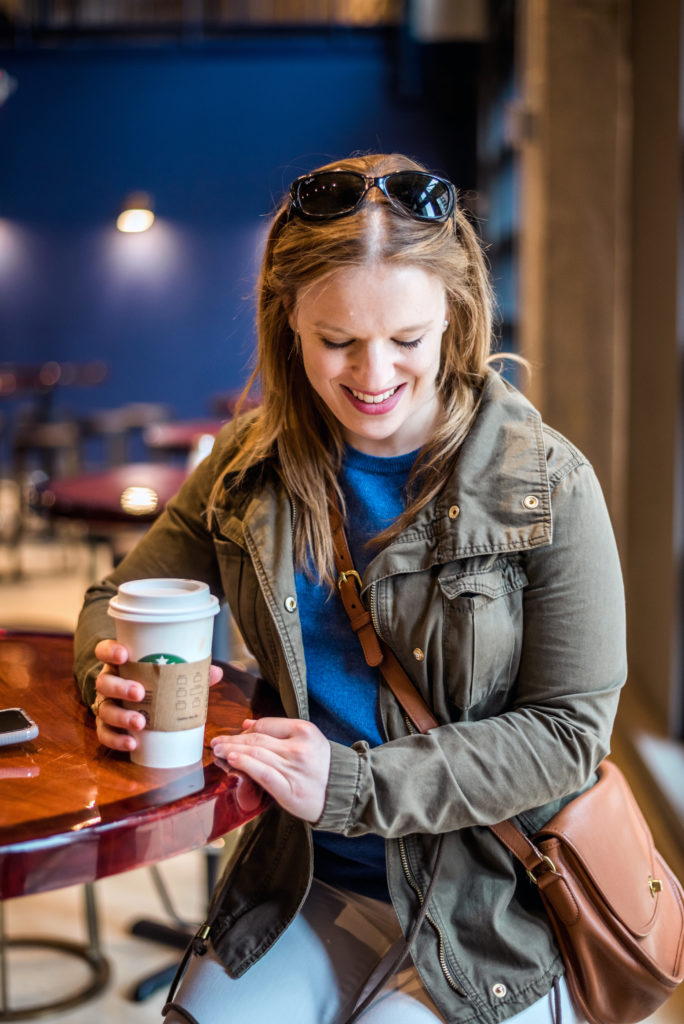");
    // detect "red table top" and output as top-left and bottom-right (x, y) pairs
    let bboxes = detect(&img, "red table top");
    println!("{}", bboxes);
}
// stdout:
(41, 463), (188, 523)
(0, 632), (274, 899)
(144, 419), (226, 453)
